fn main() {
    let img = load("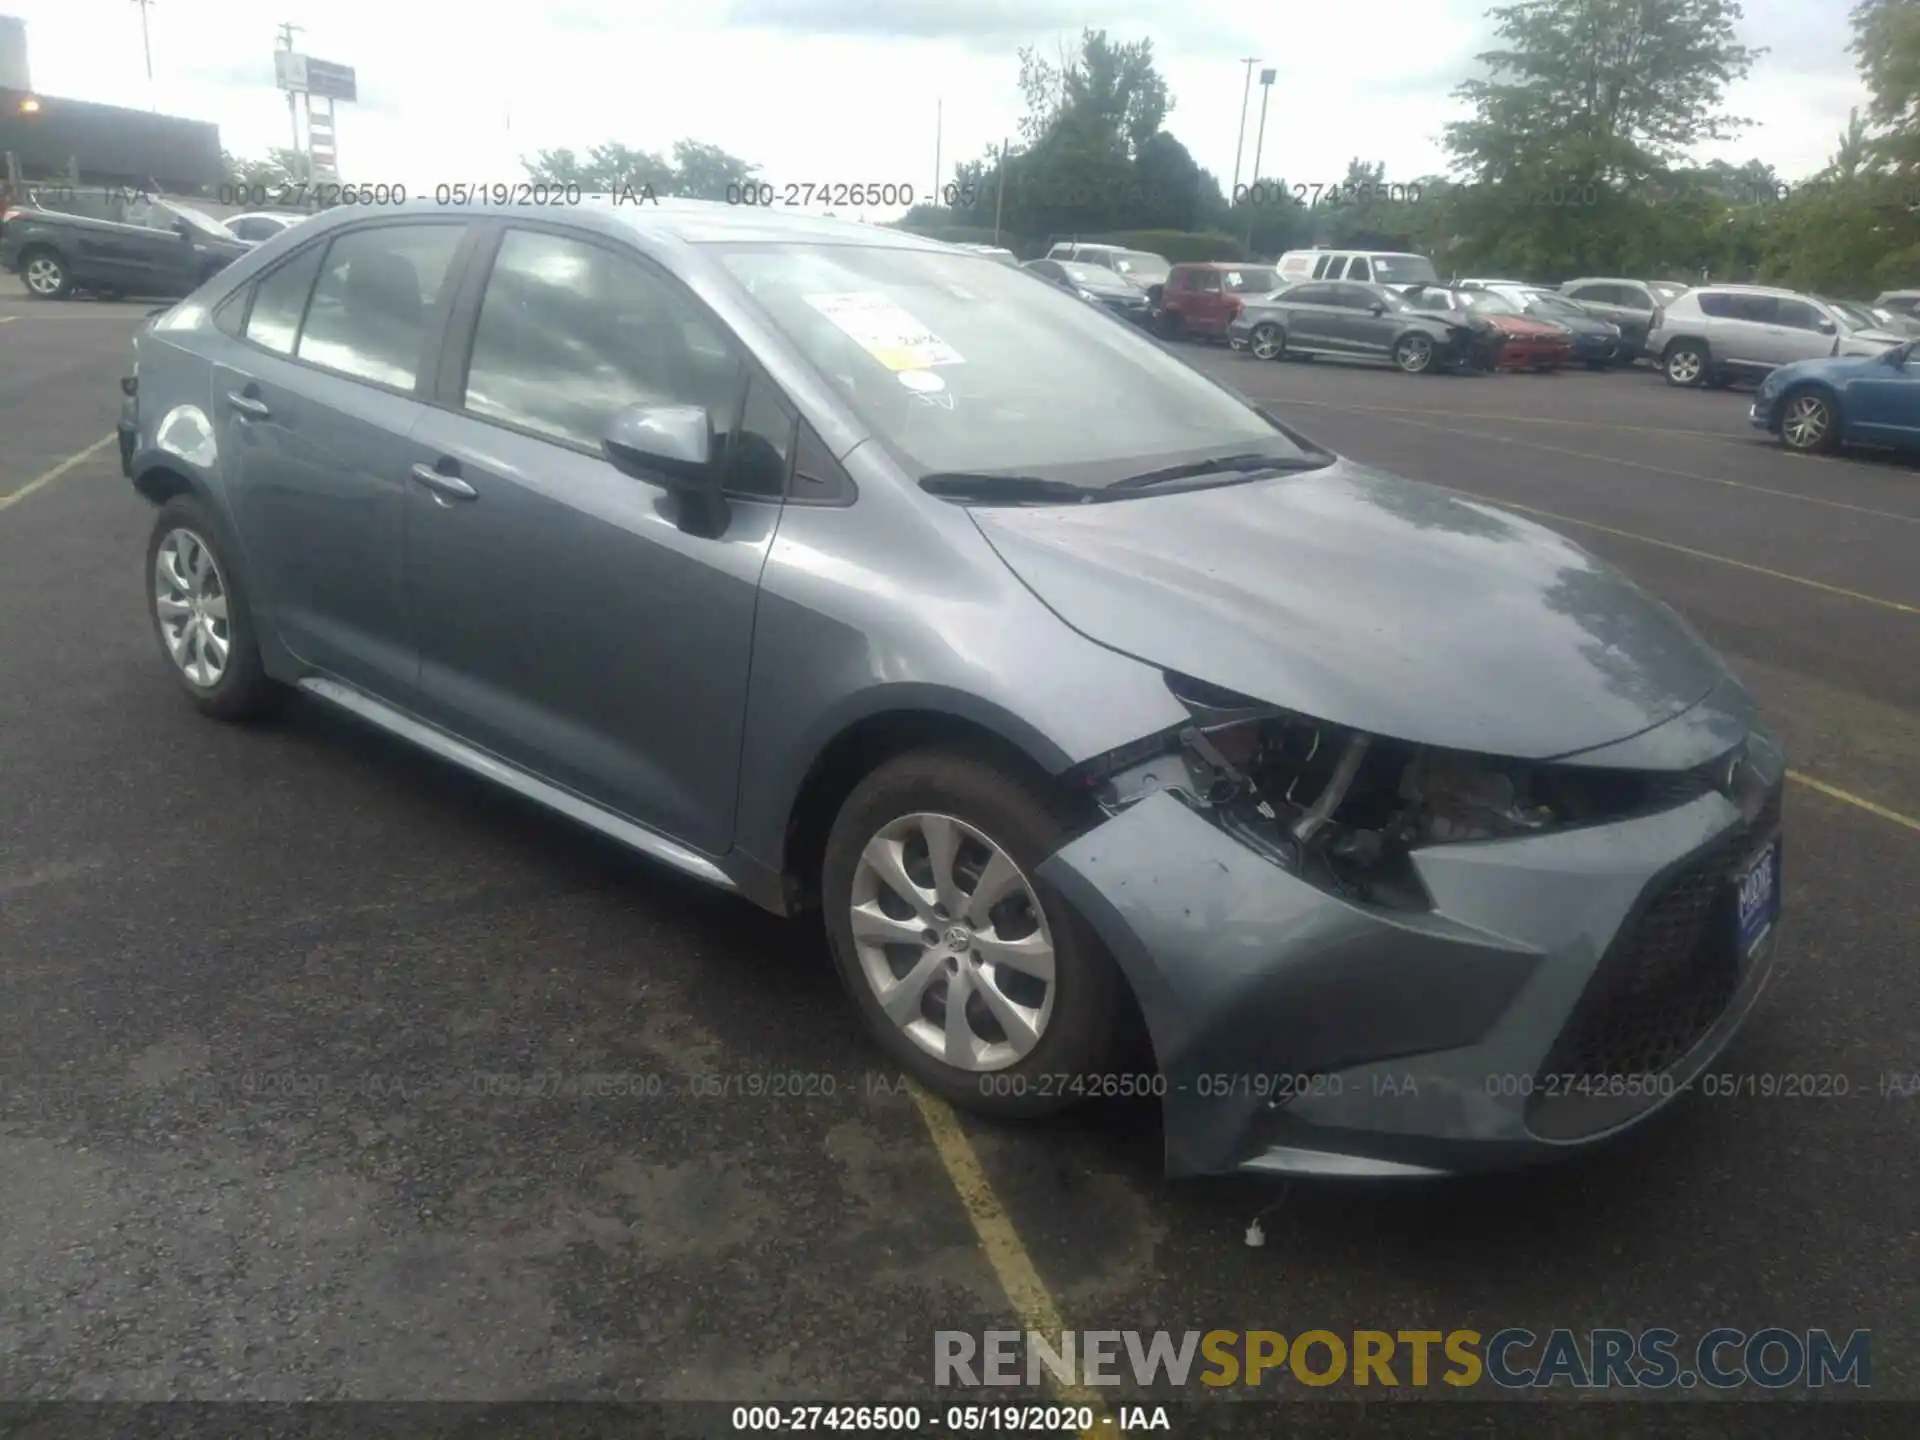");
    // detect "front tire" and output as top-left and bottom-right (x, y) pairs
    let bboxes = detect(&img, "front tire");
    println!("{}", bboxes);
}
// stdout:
(21, 248), (72, 299)
(1778, 388), (1839, 454)
(1250, 323), (1284, 361)
(1664, 343), (1708, 387)
(822, 749), (1125, 1119)
(146, 495), (280, 721)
